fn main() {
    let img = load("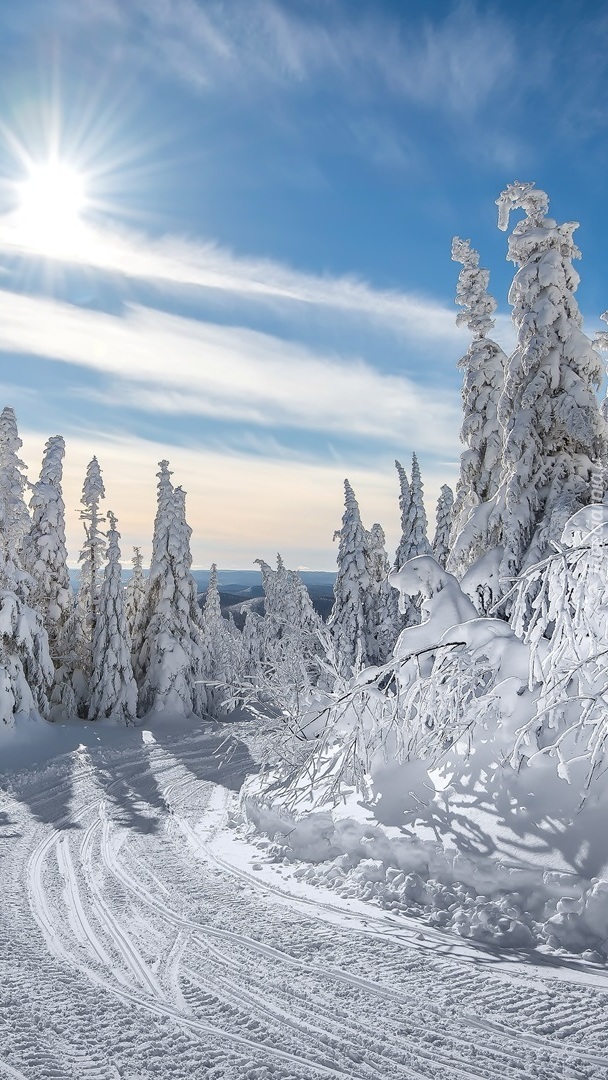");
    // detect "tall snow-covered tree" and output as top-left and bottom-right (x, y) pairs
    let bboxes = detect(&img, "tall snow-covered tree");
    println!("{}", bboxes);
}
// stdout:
(0, 406), (30, 558)
(22, 436), (72, 646)
(199, 562), (244, 714)
(125, 546), (146, 639)
(594, 310), (608, 429)
(394, 459), (411, 570)
(73, 457), (106, 711)
(432, 485), (454, 569)
(88, 512), (137, 724)
(0, 585), (52, 726)
(241, 608), (265, 678)
(255, 554), (321, 667)
(393, 460), (419, 626)
(132, 462), (174, 686)
(365, 523), (400, 663)
(135, 471), (209, 718)
(404, 454), (432, 562)
(328, 480), (373, 673)
(447, 238), (506, 576)
(495, 181), (606, 582)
